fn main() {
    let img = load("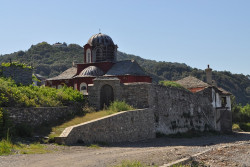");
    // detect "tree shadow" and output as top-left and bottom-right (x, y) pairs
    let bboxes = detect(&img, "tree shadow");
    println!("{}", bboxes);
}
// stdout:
(95, 132), (250, 148)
